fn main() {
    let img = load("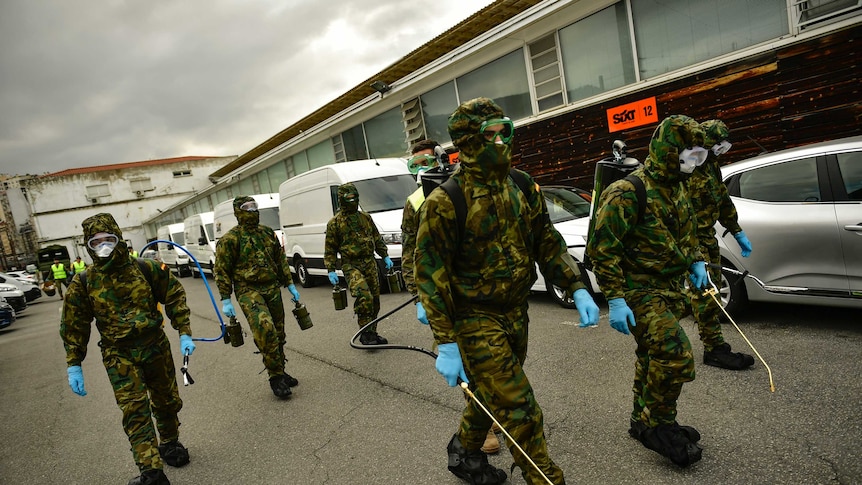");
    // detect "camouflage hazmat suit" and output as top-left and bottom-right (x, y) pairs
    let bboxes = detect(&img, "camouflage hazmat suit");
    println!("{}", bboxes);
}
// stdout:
(586, 116), (705, 431)
(324, 183), (388, 334)
(415, 98), (592, 484)
(60, 213), (192, 474)
(214, 196), (295, 381)
(686, 120), (743, 351)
